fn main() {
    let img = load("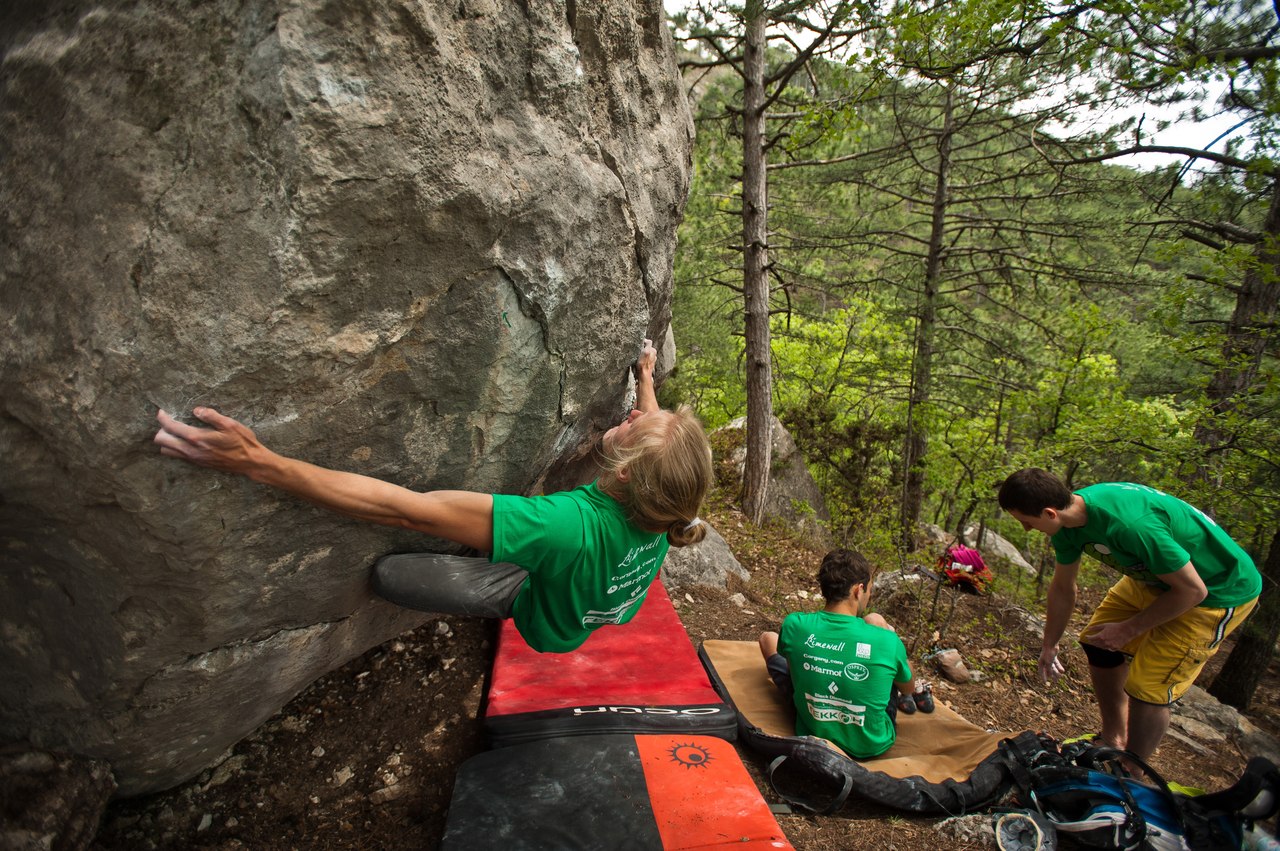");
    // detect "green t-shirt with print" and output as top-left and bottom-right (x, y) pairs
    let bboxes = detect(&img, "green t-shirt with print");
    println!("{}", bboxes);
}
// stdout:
(778, 610), (912, 759)
(492, 482), (669, 653)
(1052, 483), (1260, 608)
